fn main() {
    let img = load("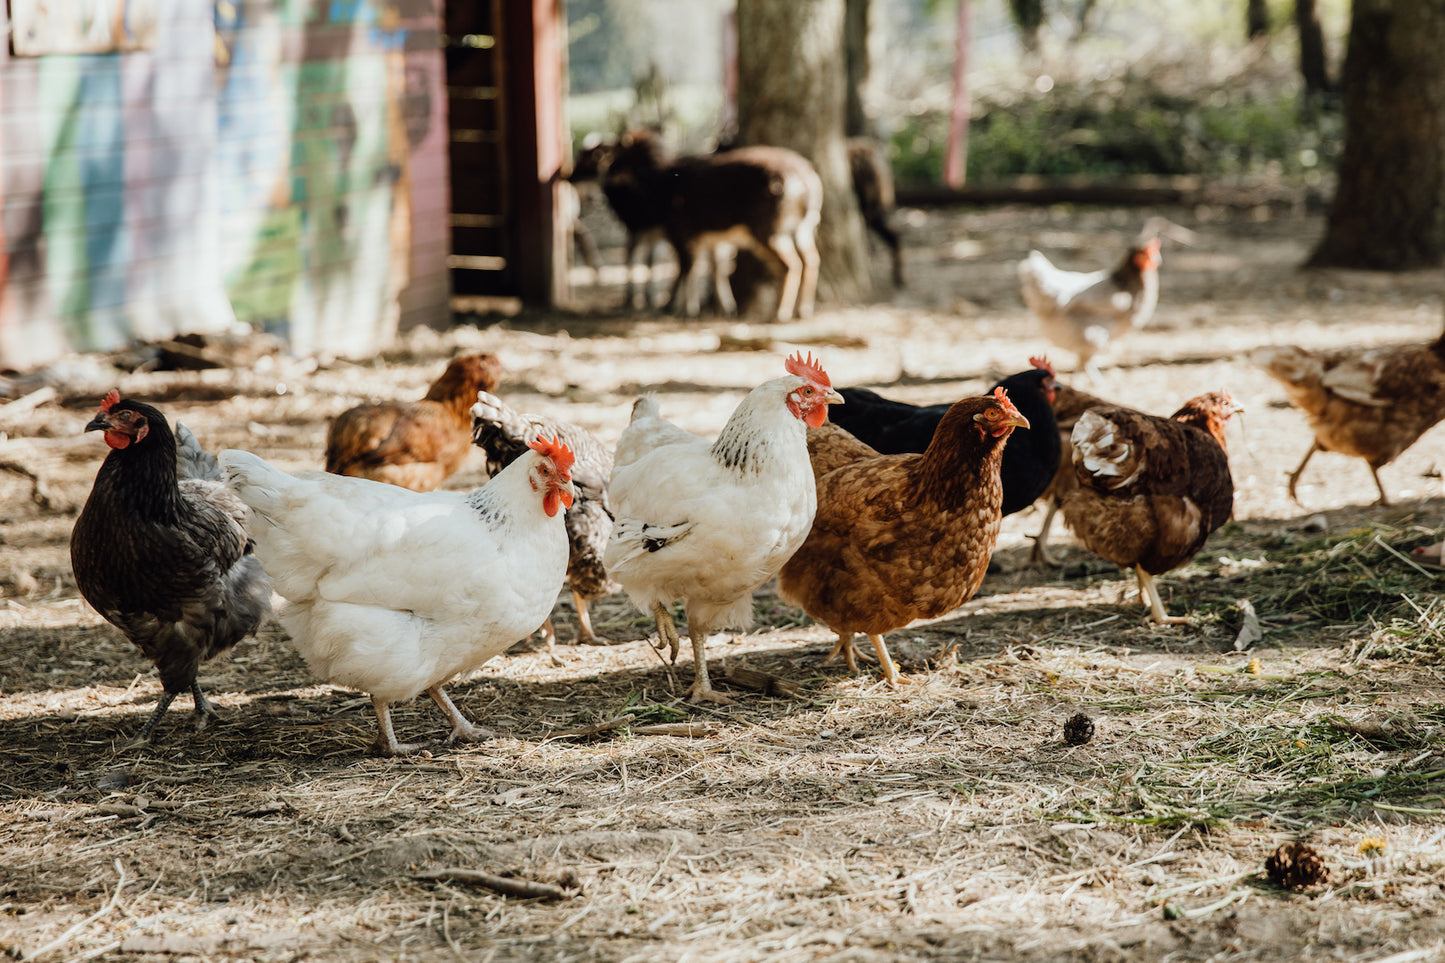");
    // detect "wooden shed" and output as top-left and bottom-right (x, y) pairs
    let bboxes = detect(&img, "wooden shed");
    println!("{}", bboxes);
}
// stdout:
(0, 0), (565, 370)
